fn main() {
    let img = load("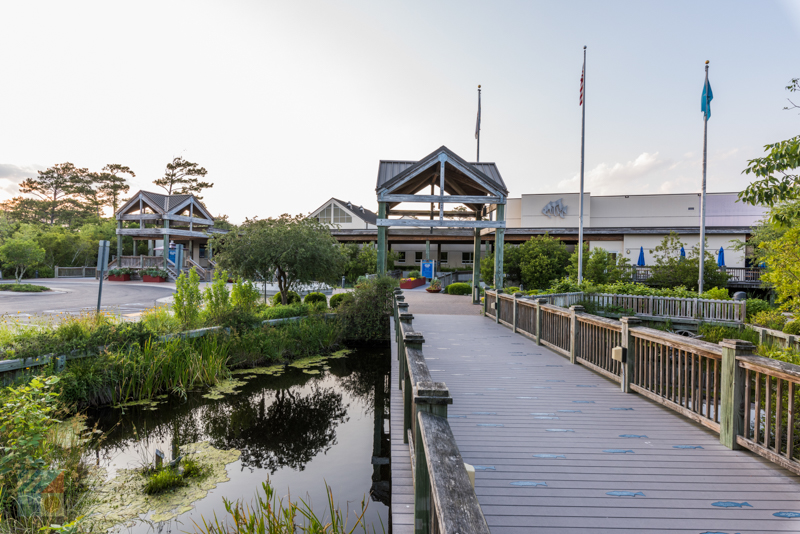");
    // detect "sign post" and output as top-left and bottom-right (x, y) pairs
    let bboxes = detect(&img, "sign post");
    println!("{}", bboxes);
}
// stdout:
(96, 240), (110, 314)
